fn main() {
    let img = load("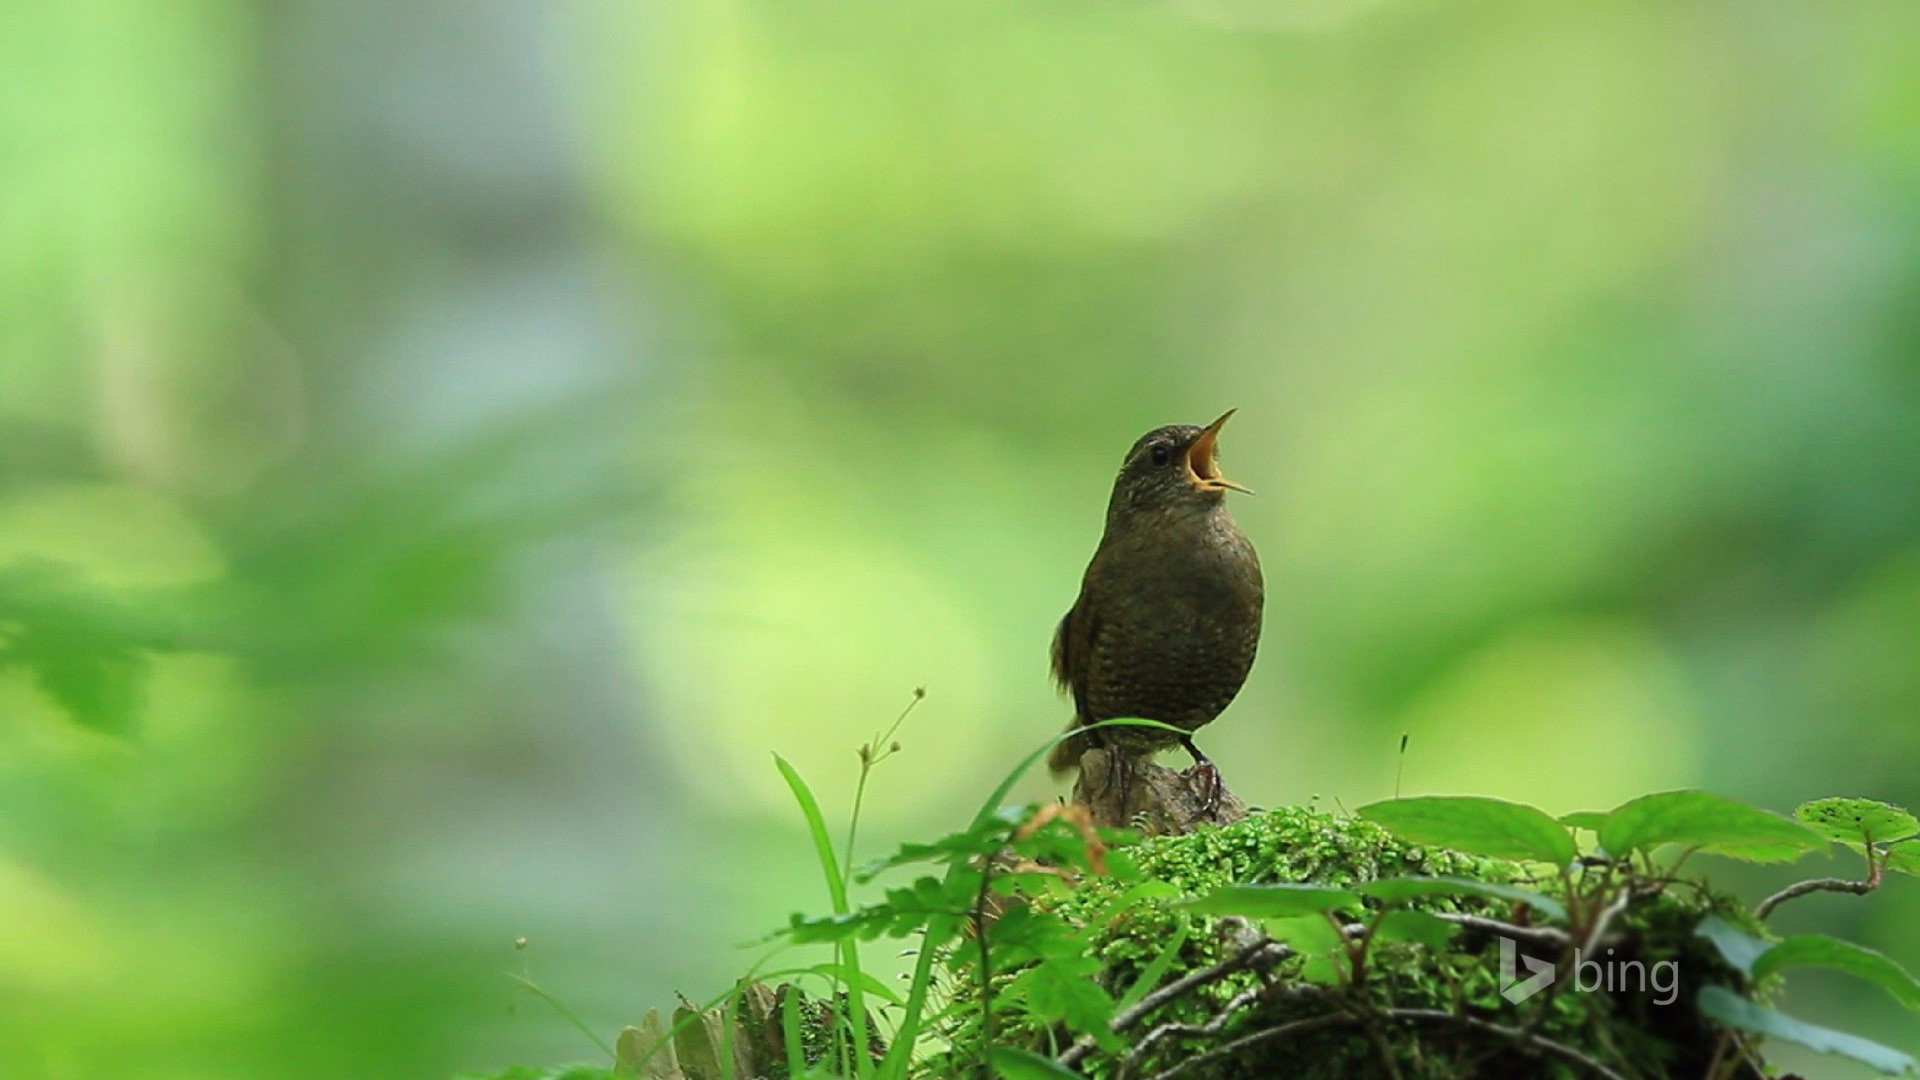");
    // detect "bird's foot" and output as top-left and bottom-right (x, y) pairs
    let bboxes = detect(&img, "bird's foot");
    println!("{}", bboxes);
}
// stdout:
(1185, 760), (1224, 816)
(1180, 737), (1223, 816)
